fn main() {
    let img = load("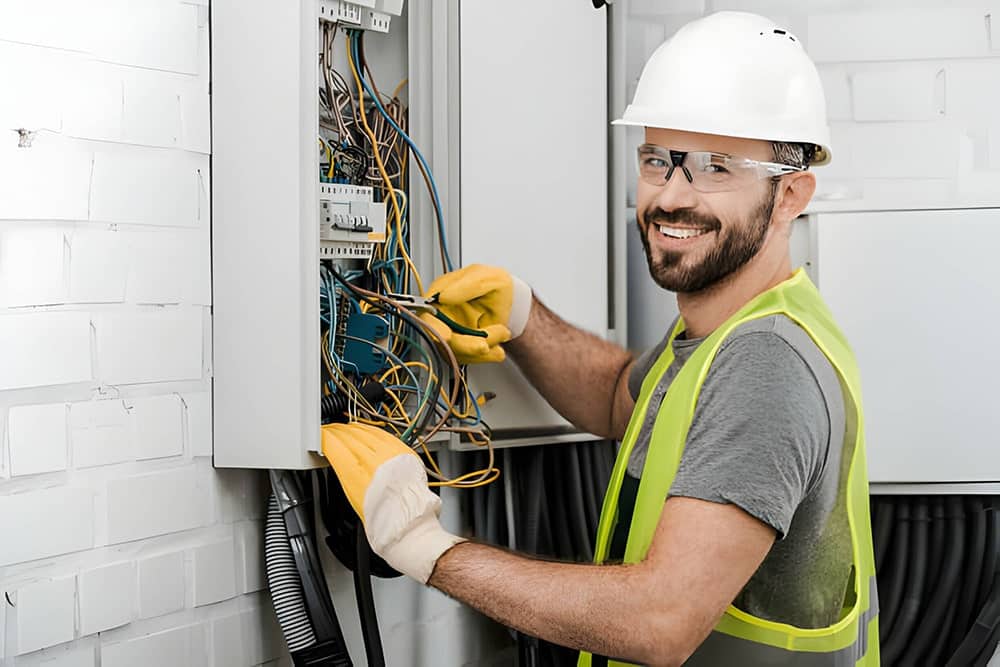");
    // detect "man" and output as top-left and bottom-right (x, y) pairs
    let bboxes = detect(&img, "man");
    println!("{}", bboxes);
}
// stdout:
(323, 12), (879, 667)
